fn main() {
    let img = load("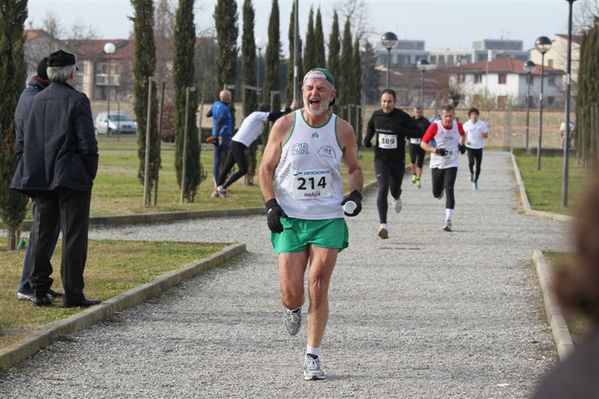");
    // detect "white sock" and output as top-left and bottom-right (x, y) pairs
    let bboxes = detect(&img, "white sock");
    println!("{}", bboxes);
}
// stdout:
(380, 223), (388, 229)
(306, 345), (321, 358)
(445, 208), (454, 221)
